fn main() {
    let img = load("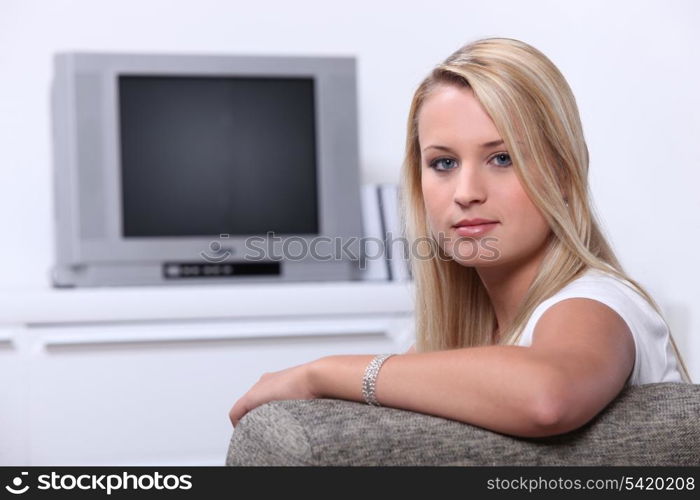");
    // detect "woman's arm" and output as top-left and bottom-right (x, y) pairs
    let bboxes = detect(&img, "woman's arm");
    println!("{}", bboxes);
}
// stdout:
(230, 298), (633, 436)
(309, 345), (560, 438)
(309, 297), (634, 439)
